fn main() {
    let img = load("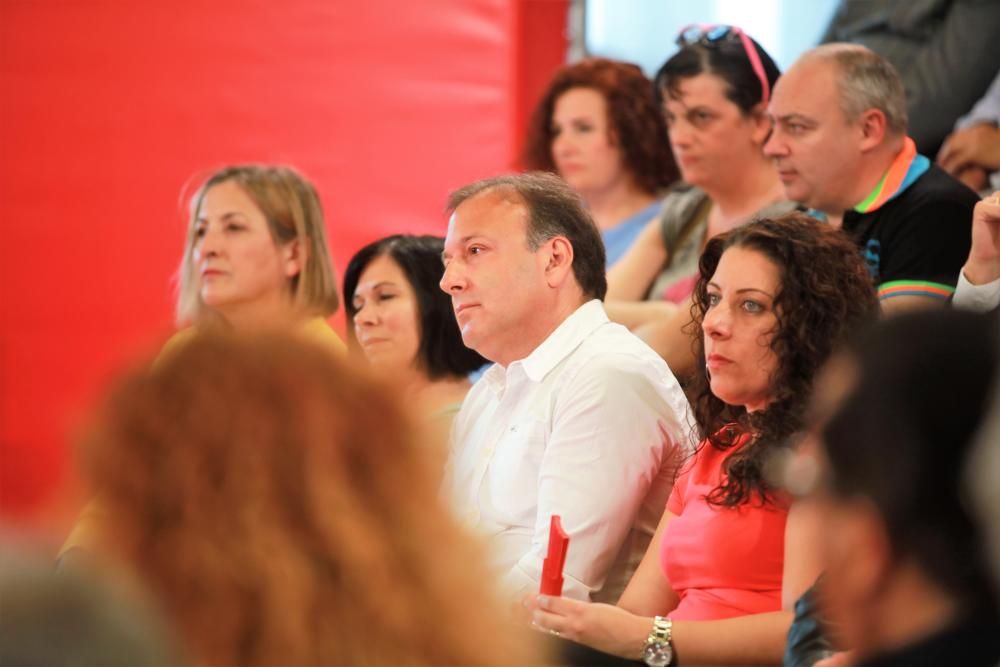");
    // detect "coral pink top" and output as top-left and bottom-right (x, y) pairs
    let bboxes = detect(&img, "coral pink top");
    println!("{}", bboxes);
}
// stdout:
(661, 436), (789, 620)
